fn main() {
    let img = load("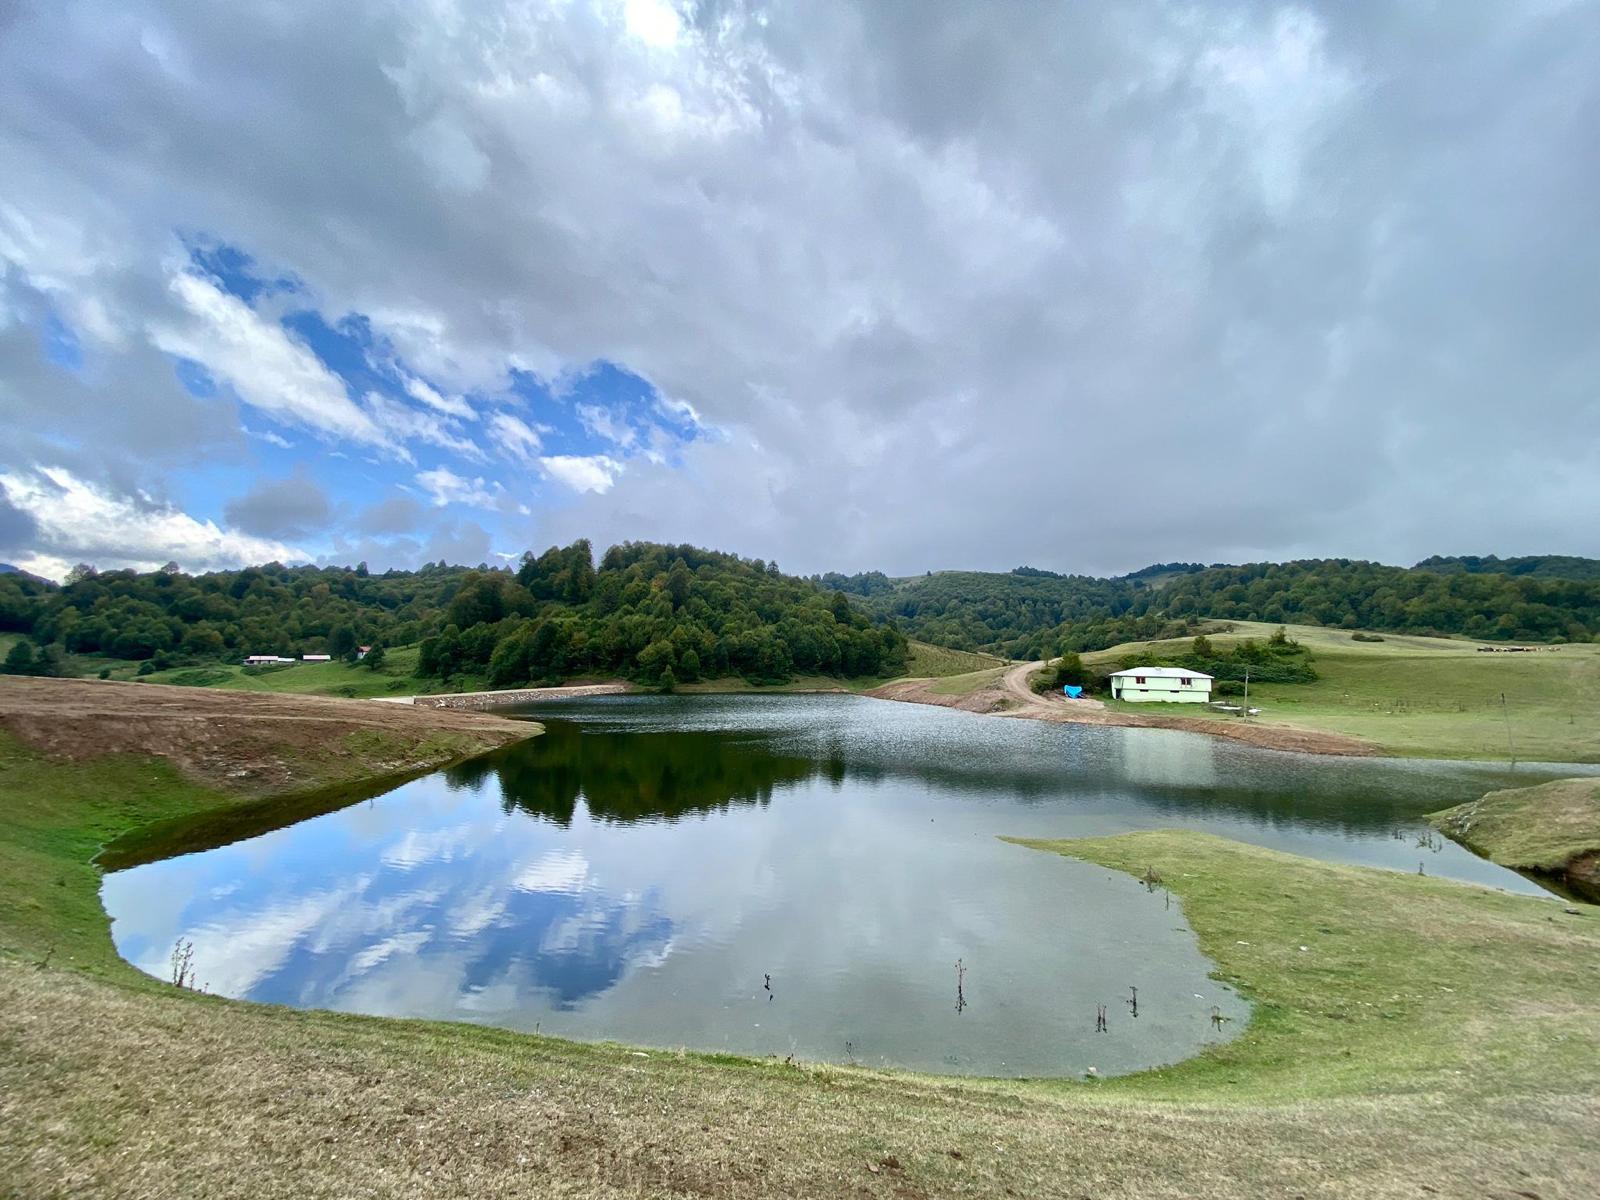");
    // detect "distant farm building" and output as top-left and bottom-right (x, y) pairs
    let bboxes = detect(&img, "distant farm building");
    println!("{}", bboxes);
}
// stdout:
(356, 645), (373, 660)
(244, 655), (295, 665)
(1109, 667), (1213, 703)
(302, 654), (332, 662)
